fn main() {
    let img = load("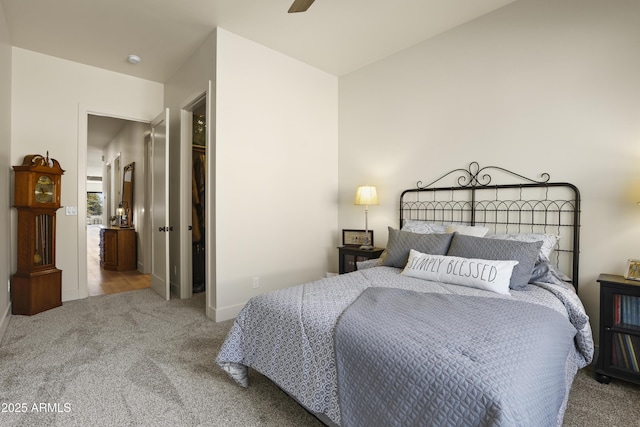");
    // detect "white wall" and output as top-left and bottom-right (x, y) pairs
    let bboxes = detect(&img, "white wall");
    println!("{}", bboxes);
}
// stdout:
(11, 48), (163, 301)
(338, 0), (640, 340)
(103, 121), (150, 271)
(0, 2), (12, 340)
(164, 29), (338, 321)
(7, 27), (337, 323)
(214, 28), (339, 320)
